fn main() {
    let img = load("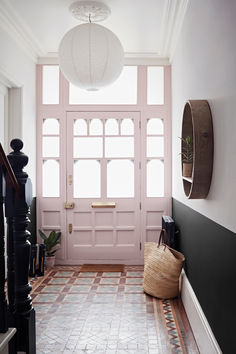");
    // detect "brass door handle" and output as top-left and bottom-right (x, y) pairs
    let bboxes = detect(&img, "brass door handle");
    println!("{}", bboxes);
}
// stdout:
(64, 202), (75, 209)
(68, 224), (72, 234)
(91, 202), (116, 208)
